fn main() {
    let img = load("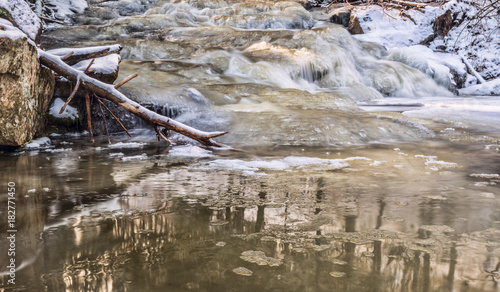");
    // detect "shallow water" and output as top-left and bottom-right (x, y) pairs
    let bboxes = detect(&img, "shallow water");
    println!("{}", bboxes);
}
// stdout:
(3, 0), (500, 291)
